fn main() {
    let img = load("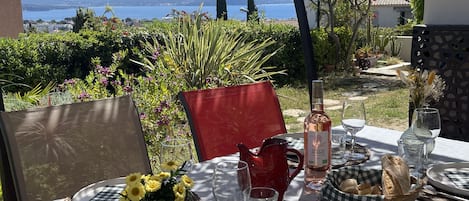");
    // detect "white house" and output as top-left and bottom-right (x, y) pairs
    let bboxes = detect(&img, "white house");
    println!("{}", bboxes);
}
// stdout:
(305, 0), (412, 28)
(372, 0), (412, 27)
